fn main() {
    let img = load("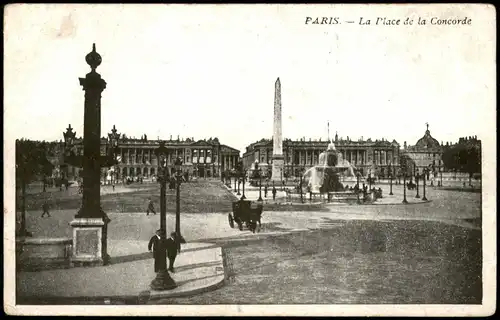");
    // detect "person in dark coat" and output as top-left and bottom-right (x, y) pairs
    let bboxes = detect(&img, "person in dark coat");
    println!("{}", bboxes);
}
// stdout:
(166, 232), (179, 272)
(41, 201), (51, 218)
(147, 198), (156, 215)
(264, 185), (268, 198)
(272, 186), (277, 200)
(148, 229), (166, 272)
